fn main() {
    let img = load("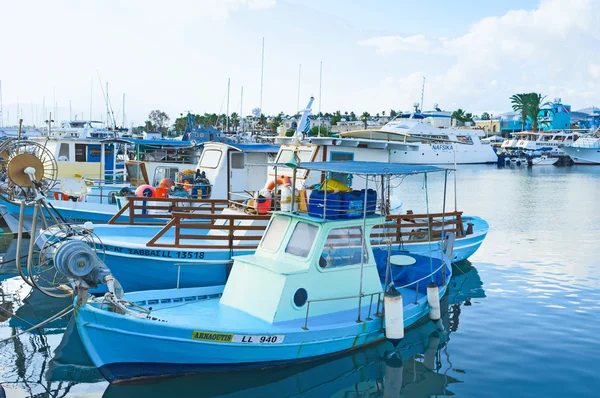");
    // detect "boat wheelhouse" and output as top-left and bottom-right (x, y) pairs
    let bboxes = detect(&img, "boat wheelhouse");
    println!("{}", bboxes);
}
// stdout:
(561, 133), (600, 164)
